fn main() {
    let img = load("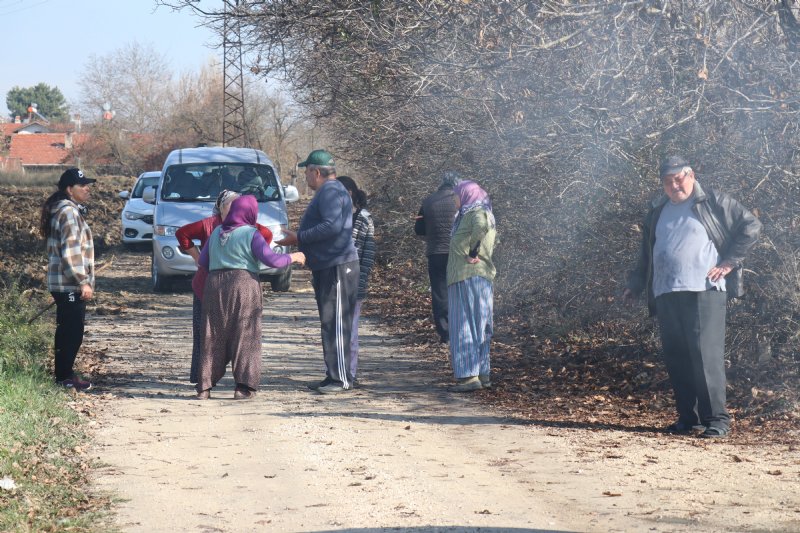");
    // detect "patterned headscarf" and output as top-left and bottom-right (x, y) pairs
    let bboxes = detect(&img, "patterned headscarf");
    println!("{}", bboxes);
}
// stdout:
(213, 189), (240, 216)
(452, 180), (495, 235)
(219, 195), (258, 245)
